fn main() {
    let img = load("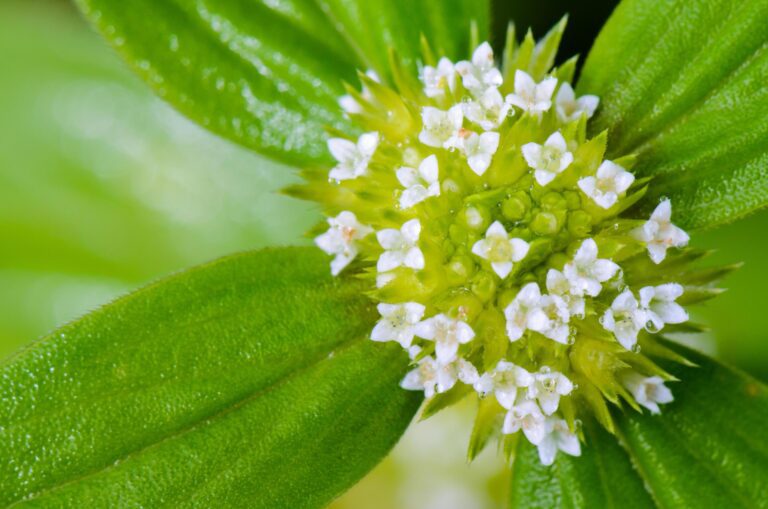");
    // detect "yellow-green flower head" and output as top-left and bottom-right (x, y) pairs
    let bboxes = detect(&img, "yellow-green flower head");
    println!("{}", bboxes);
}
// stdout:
(292, 26), (718, 467)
